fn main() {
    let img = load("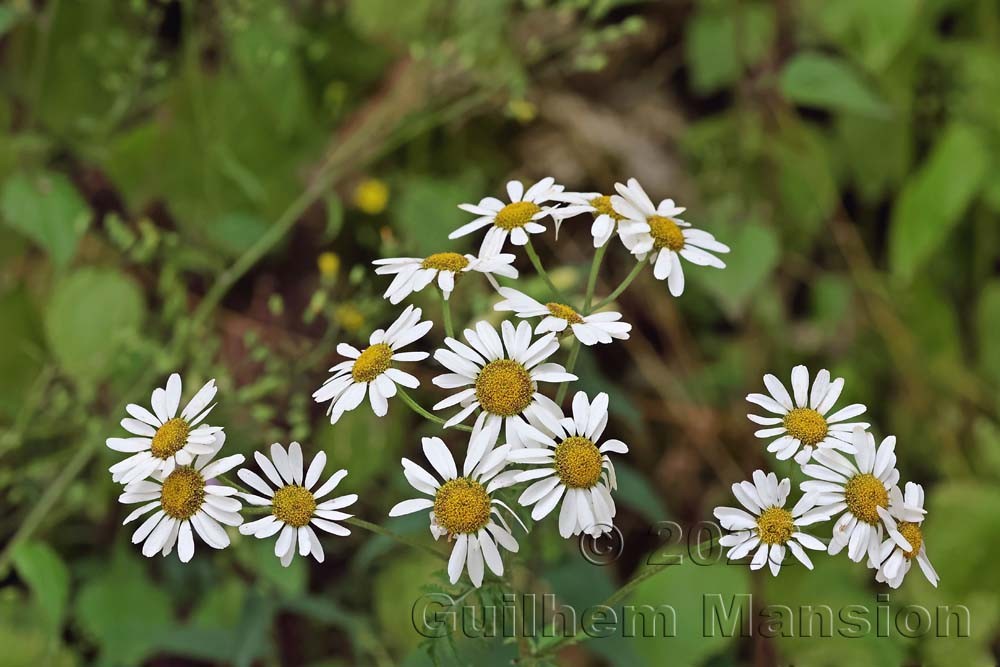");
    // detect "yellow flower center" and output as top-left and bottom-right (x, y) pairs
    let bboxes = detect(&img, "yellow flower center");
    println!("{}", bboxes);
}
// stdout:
(783, 408), (829, 446)
(756, 507), (795, 545)
(896, 522), (923, 560)
(351, 343), (393, 383)
(546, 302), (584, 324)
(589, 195), (624, 221)
(433, 477), (491, 535)
(475, 359), (534, 417)
(494, 201), (541, 230)
(844, 473), (889, 525)
(150, 417), (191, 460)
(421, 252), (470, 273)
(160, 466), (206, 520)
(272, 485), (317, 528)
(647, 215), (685, 251)
(553, 436), (604, 488)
